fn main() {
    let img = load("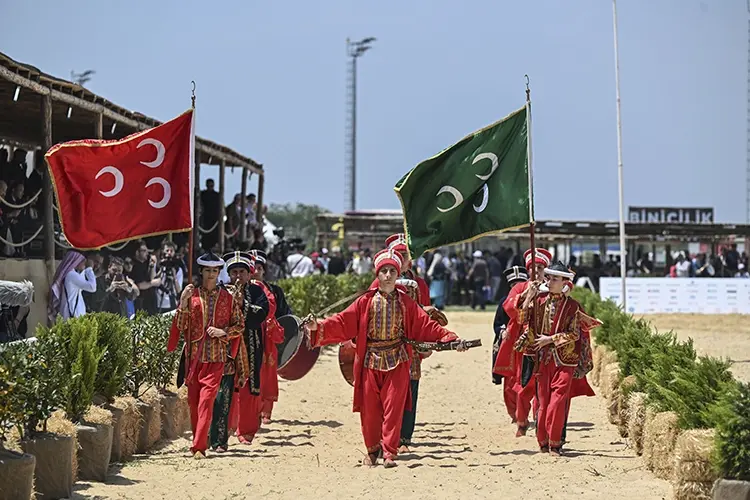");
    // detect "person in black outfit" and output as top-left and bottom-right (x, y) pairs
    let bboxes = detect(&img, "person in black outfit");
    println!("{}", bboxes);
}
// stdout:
(200, 179), (220, 251)
(249, 250), (293, 317)
(492, 266), (529, 385)
(326, 247), (347, 276)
